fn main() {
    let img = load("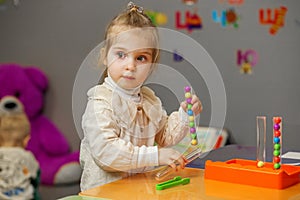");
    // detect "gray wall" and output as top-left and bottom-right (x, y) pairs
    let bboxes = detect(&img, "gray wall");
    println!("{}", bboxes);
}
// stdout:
(1, 0), (299, 154)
